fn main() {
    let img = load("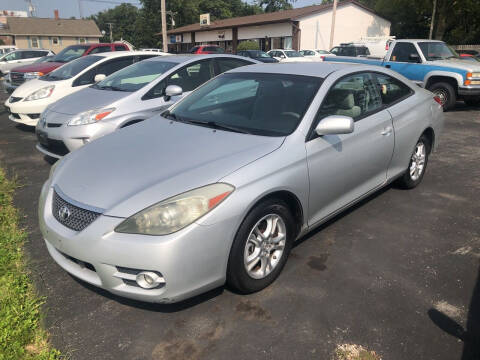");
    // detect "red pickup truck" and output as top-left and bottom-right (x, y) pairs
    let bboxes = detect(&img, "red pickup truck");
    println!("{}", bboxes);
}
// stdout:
(5, 43), (129, 93)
